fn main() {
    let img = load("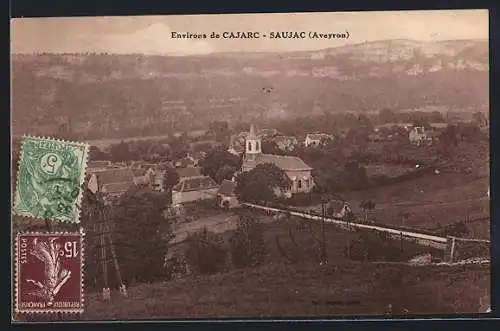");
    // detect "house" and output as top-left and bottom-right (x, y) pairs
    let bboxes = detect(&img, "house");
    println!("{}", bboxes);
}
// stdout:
(374, 123), (413, 132)
(274, 135), (299, 152)
(217, 179), (239, 209)
(327, 200), (352, 219)
(188, 151), (207, 165)
(174, 156), (197, 168)
(87, 160), (112, 173)
(132, 168), (155, 186)
(241, 124), (314, 195)
(304, 133), (334, 148)
(409, 126), (427, 145)
(426, 130), (441, 144)
(228, 135), (246, 156)
(171, 175), (219, 205)
(91, 167), (136, 202)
